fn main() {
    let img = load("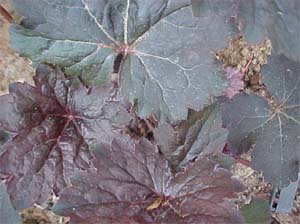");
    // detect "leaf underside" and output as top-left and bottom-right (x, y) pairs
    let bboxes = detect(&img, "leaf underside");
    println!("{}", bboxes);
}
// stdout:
(10, 0), (240, 121)
(222, 55), (300, 188)
(0, 64), (130, 210)
(53, 137), (244, 224)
